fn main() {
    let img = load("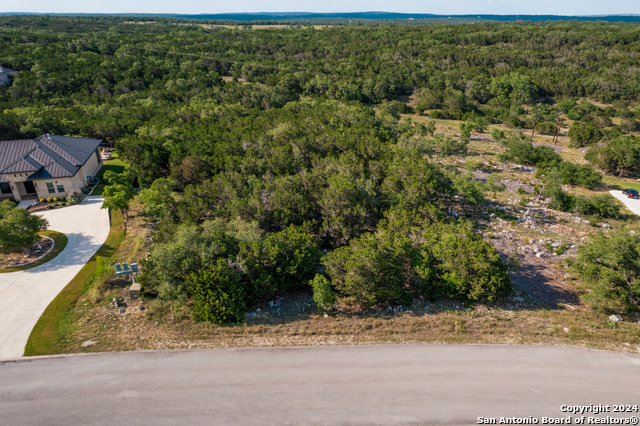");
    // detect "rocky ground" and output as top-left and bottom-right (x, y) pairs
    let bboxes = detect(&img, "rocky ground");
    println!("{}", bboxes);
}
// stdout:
(0, 236), (53, 268)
